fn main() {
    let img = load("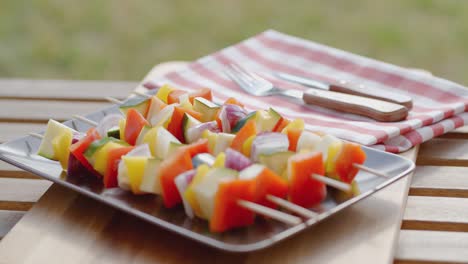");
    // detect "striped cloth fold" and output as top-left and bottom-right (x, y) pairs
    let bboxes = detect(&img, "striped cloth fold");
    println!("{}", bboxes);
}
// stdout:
(144, 30), (468, 153)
